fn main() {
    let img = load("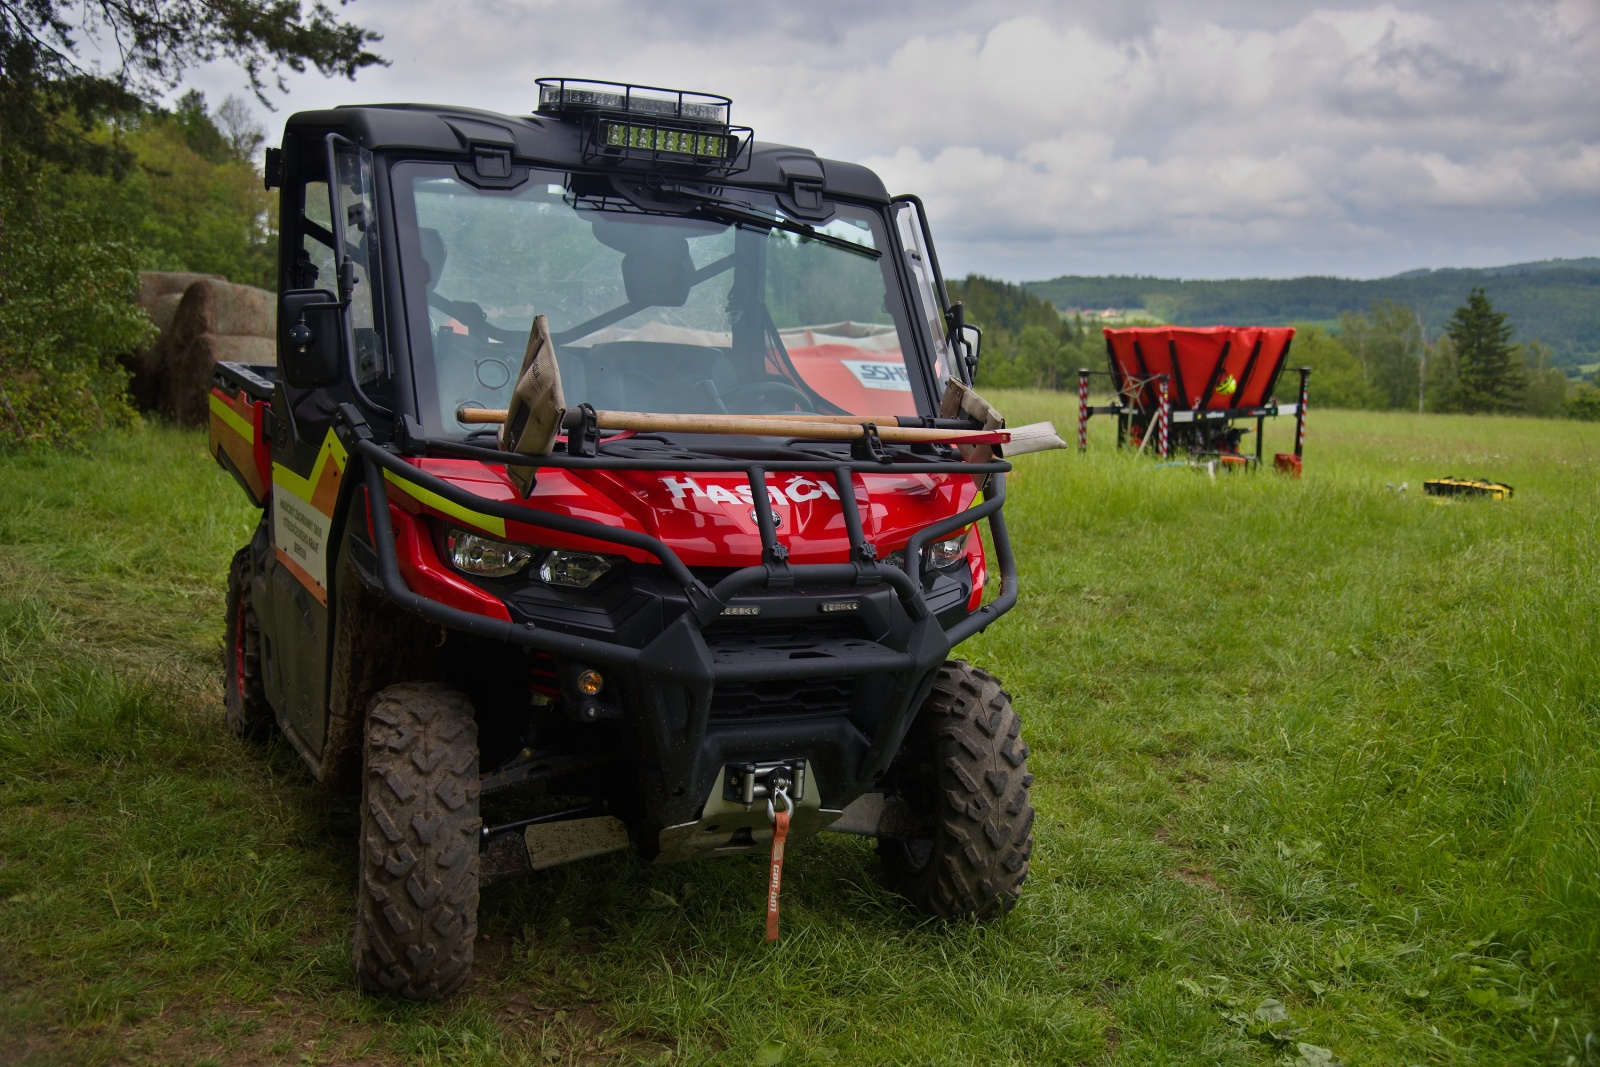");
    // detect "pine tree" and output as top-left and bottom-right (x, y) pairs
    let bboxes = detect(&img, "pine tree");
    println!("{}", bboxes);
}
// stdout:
(1445, 288), (1523, 413)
